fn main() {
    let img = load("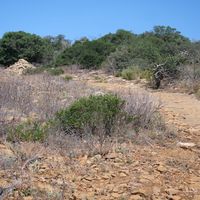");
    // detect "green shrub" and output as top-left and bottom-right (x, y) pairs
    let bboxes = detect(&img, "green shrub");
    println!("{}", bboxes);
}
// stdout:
(55, 39), (115, 69)
(56, 94), (125, 136)
(121, 68), (136, 80)
(7, 120), (49, 142)
(25, 67), (64, 76)
(24, 67), (46, 75)
(63, 75), (73, 81)
(121, 66), (152, 81)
